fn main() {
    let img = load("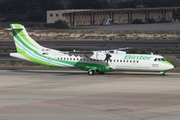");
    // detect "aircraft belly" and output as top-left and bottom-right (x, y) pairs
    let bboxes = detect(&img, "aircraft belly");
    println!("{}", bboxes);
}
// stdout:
(114, 64), (166, 72)
(114, 62), (154, 71)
